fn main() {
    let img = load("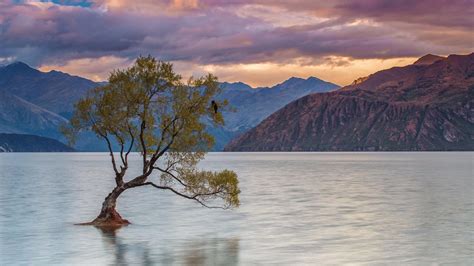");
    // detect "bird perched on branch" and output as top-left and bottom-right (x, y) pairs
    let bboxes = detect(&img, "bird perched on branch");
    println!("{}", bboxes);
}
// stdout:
(211, 100), (218, 114)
